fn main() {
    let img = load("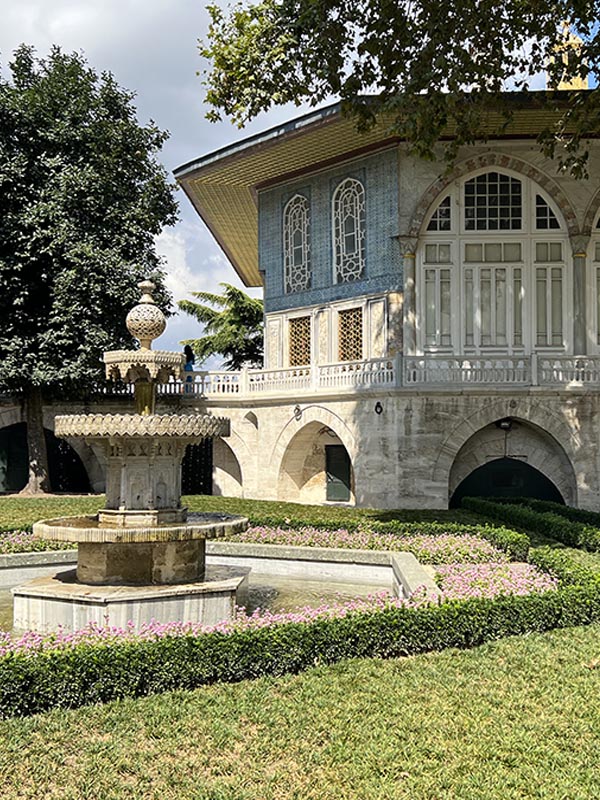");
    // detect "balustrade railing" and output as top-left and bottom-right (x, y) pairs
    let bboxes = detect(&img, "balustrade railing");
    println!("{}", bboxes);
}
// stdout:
(404, 356), (530, 385)
(142, 354), (600, 400)
(538, 357), (600, 385)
